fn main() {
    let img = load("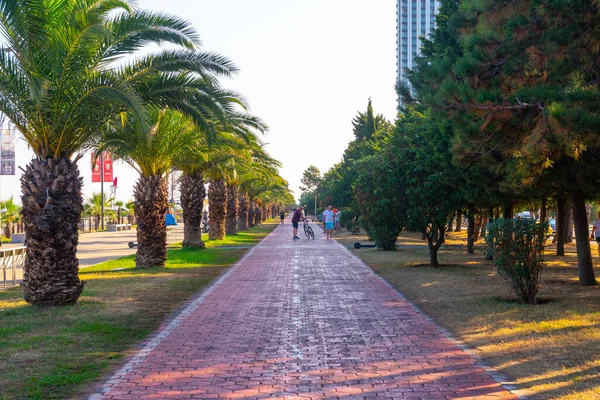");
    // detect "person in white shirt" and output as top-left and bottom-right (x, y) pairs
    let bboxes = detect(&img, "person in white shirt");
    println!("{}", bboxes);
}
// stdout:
(322, 205), (335, 240)
(590, 211), (600, 258)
